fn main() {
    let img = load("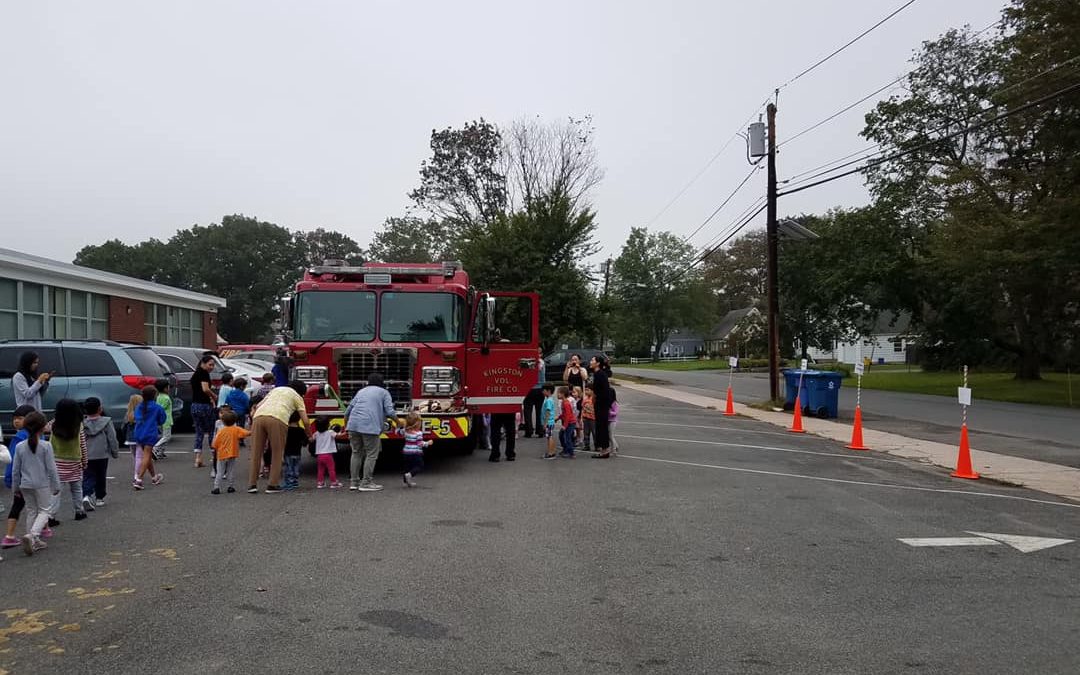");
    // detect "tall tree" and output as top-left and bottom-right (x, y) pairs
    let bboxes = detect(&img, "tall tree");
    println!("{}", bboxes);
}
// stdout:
(366, 216), (452, 263)
(457, 196), (599, 352)
(295, 228), (363, 267)
(610, 228), (711, 359)
(862, 5), (1080, 378)
(408, 119), (508, 232)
